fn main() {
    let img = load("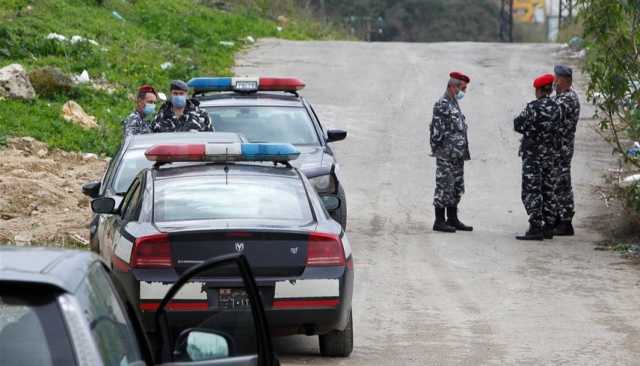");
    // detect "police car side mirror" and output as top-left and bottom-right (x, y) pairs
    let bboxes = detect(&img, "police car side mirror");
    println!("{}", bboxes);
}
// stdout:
(321, 195), (340, 211)
(82, 181), (101, 199)
(91, 197), (117, 214)
(173, 329), (231, 361)
(326, 129), (347, 143)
